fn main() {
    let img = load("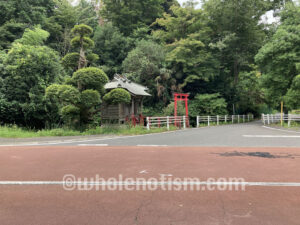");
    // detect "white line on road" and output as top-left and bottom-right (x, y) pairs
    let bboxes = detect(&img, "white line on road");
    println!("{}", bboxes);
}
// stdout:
(137, 145), (168, 147)
(1, 181), (300, 187)
(243, 135), (300, 138)
(77, 144), (108, 146)
(262, 126), (300, 134)
(0, 130), (184, 147)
